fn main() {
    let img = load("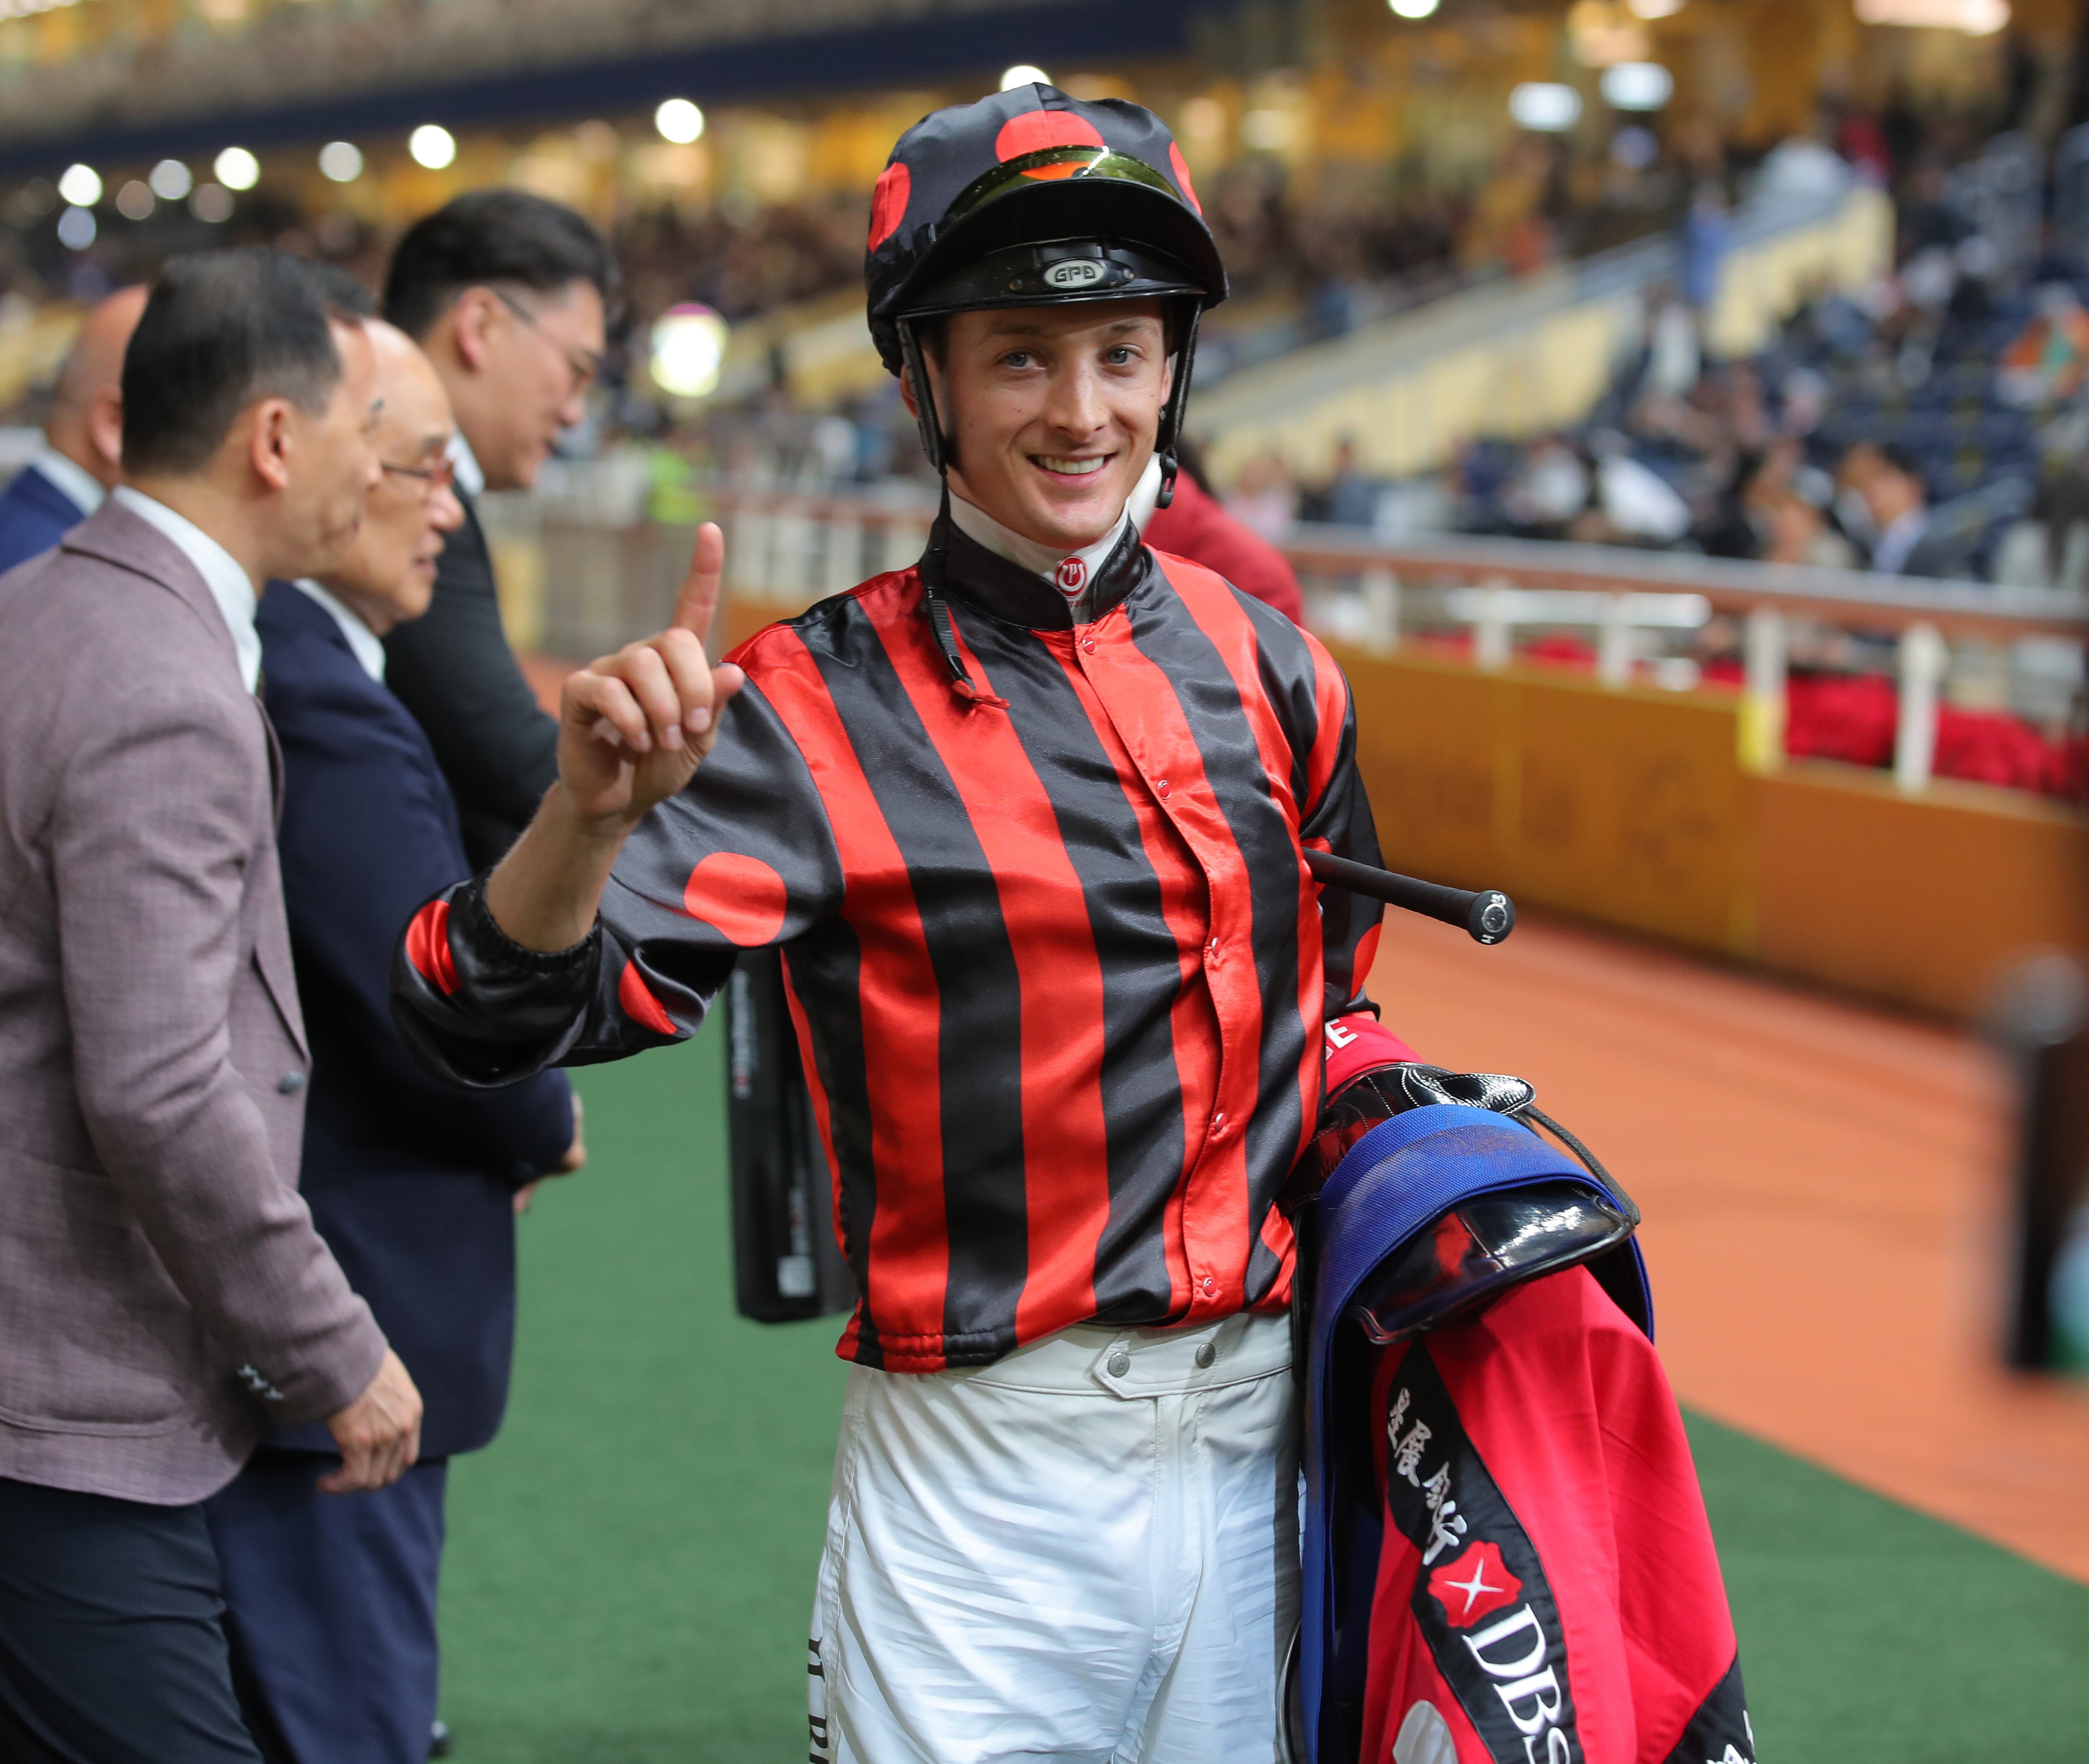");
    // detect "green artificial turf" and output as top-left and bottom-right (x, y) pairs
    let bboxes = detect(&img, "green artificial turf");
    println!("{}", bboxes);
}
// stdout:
(436, 1021), (2089, 1762)
(1688, 1412), (2089, 1764)
(438, 1028), (845, 1764)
